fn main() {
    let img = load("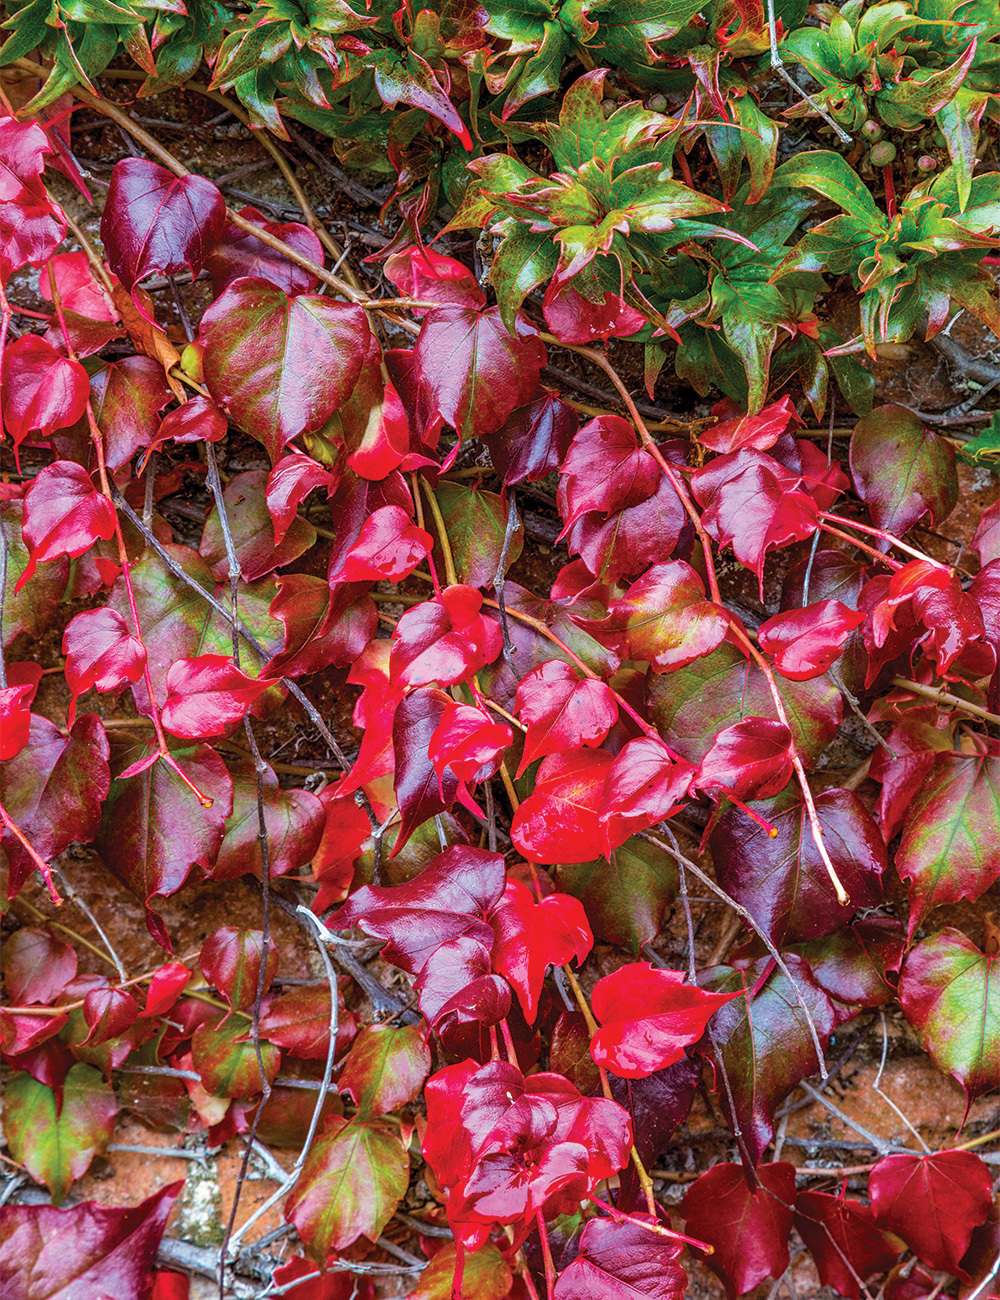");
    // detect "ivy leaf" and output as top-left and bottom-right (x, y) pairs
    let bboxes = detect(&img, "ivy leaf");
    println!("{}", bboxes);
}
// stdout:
(4, 1063), (116, 1204)
(414, 304), (546, 442)
(610, 560), (730, 673)
(62, 607), (147, 727)
(431, 481), (523, 588)
(758, 600), (866, 681)
(698, 955), (837, 1165)
(199, 927), (279, 1017)
(100, 157), (226, 298)
(681, 1161), (797, 1299)
(490, 879), (593, 1023)
(200, 278), (371, 462)
(0, 334), (89, 462)
(511, 748), (614, 865)
(200, 468), (317, 581)
(160, 655), (279, 739)
(558, 415), (660, 528)
(383, 245), (485, 314)
(484, 389), (578, 486)
(787, 918), (905, 1015)
(648, 641), (842, 768)
(0, 682), (33, 761)
(898, 928), (1000, 1104)
(211, 756), (325, 881)
(794, 1191), (901, 1300)
(608, 1057), (699, 1207)
(82, 984), (138, 1048)
(259, 983), (356, 1062)
(514, 659), (618, 777)
(553, 1214), (686, 1300)
(91, 355), (174, 471)
(0, 713), (110, 899)
(190, 1014), (280, 1099)
(16, 461), (117, 591)
(429, 701), (511, 788)
(339, 1024), (431, 1120)
(95, 743), (233, 950)
(204, 204), (324, 297)
(869, 1150), (993, 1275)
(329, 504), (434, 585)
(285, 1114), (409, 1261)
(849, 406), (958, 539)
(709, 787), (886, 946)
(0, 1183), (182, 1300)
(154, 394), (228, 452)
(408, 1240), (512, 1300)
(556, 832), (679, 955)
(1, 927), (77, 1006)
(695, 718), (794, 803)
(390, 586), (502, 690)
(895, 753), (1000, 938)
(598, 737), (696, 856)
